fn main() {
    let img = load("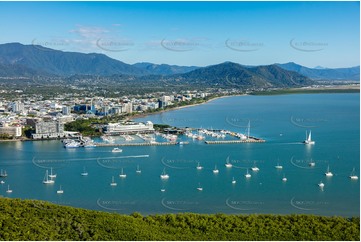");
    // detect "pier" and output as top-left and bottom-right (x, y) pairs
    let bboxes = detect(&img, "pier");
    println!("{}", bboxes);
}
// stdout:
(94, 141), (189, 147)
(205, 137), (265, 144)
